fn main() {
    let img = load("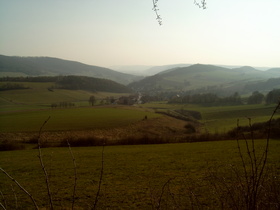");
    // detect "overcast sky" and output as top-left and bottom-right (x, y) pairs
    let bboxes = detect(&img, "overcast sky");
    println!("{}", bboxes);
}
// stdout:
(1, 0), (280, 68)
